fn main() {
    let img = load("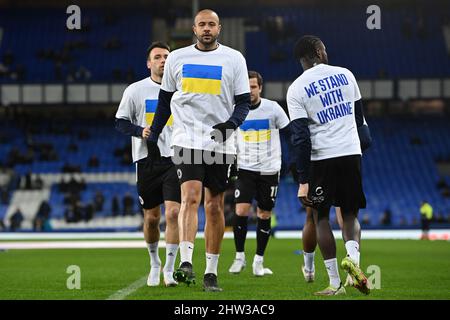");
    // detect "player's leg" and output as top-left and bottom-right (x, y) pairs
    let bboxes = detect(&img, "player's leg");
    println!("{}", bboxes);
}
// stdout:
(161, 165), (181, 286)
(336, 206), (355, 287)
(252, 207), (273, 276)
(252, 172), (278, 276)
(302, 206), (316, 282)
(201, 152), (233, 292)
(162, 200), (180, 286)
(203, 187), (225, 291)
(173, 179), (202, 284)
(309, 159), (344, 296)
(229, 203), (251, 273)
(341, 207), (370, 294)
(137, 160), (164, 287)
(312, 205), (344, 295)
(338, 155), (369, 295)
(229, 169), (256, 274)
(143, 206), (162, 286)
(172, 149), (205, 286)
